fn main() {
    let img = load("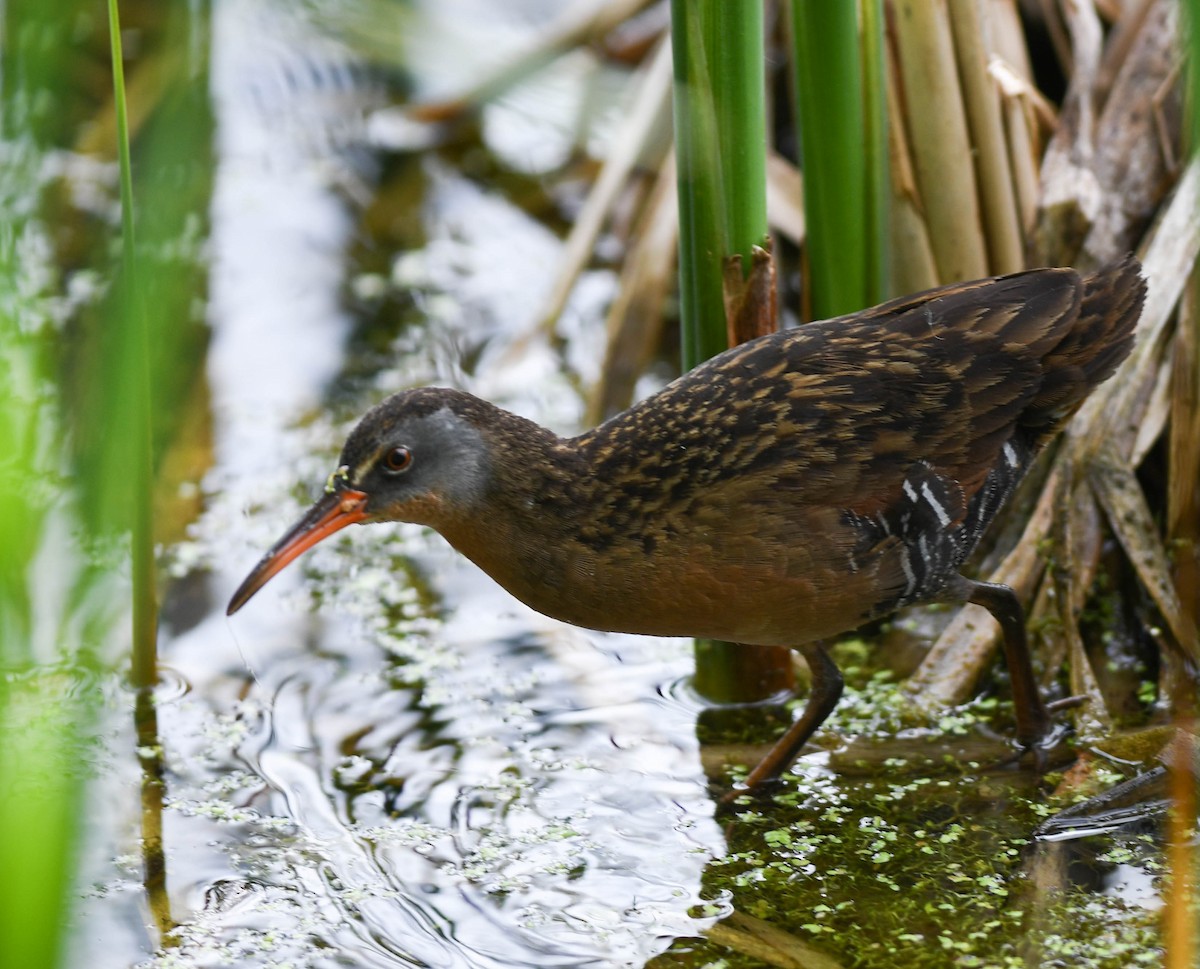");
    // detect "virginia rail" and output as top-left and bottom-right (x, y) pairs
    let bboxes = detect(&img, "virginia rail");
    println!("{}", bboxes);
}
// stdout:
(229, 256), (1145, 790)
